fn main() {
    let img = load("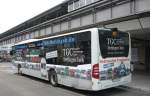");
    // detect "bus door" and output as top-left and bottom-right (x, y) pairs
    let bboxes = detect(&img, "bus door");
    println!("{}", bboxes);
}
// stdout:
(40, 57), (47, 78)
